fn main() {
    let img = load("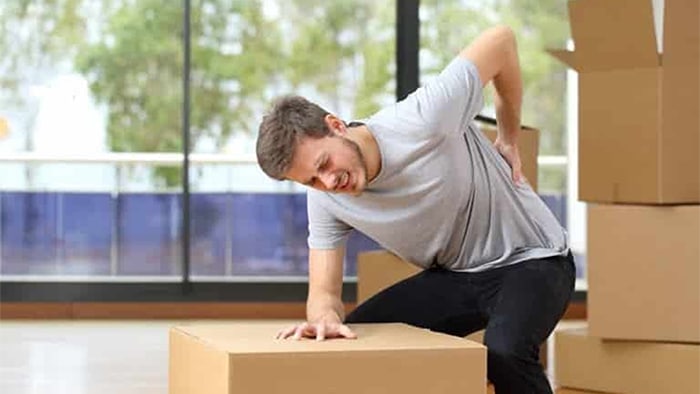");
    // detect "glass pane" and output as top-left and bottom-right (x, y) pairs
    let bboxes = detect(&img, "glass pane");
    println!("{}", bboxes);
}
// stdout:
(1, 192), (60, 275)
(61, 193), (113, 275)
(189, 0), (395, 279)
(0, 1), (183, 280)
(118, 194), (181, 276)
(190, 193), (228, 276)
